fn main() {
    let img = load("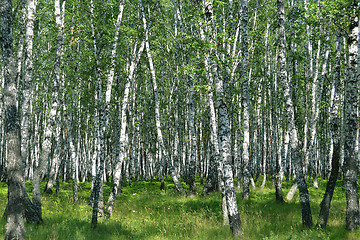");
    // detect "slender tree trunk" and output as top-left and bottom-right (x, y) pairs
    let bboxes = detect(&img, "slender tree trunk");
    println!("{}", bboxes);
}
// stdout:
(45, 0), (66, 193)
(186, 73), (197, 196)
(94, 0), (125, 221)
(344, 2), (359, 231)
(275, 130), (284, 202)
(15, 0), (26, 93)
(105, 40), (145, 219)
(69, 120), (79, 204)
(303, 0), (312, 177)
(208, 0), (243, 235)
(31, 0), (64, 223)
(140, 0), (186, 195)
(203, 118), (219, 193)
(260, 118), (267, 190)
(45, 125), (61, 194)
(89, 0), (105, 228)
(308, 31), (330, 188)
(21, 0), (36, 182)
(199, 0), (228, 225)
(20, 0), (44, 224)
(277, 0), (312, 227)
(285, 183), (298, 202)
(271, 74), (283, 202)
(241, 0), (251, 201)
(88, 0), (102, 207)
(218, 92), (243, 236)
(216, 47), (243, 238)
(1, 0), (26, 239)
(317, 34), (343, 228)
